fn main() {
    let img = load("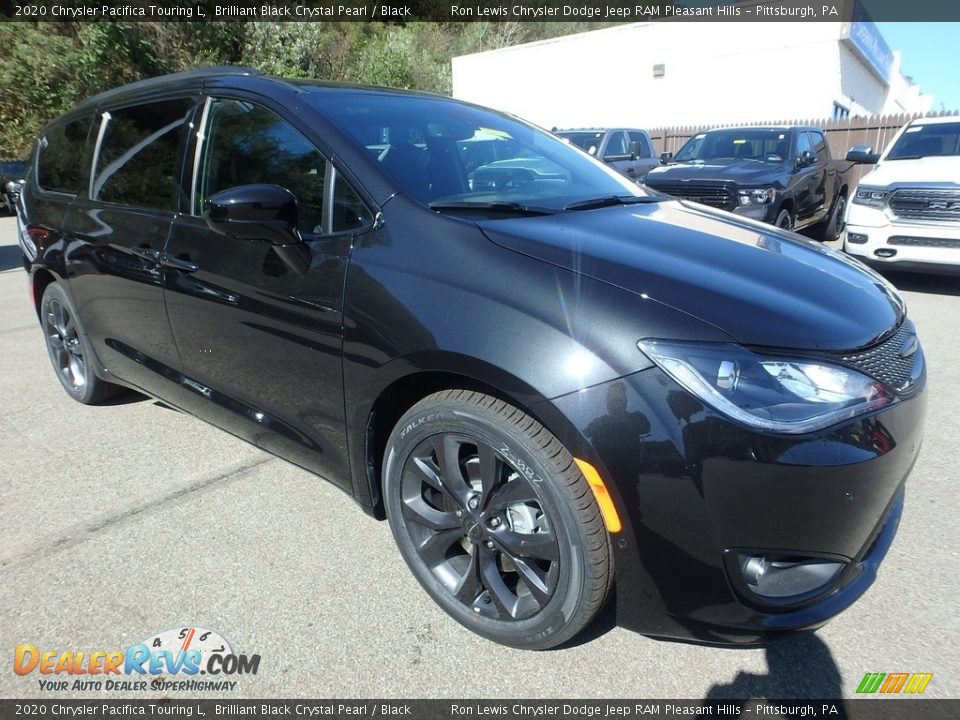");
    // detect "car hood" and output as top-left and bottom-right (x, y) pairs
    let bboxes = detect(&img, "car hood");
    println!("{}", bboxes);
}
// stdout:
(645, 159), (788, 186)
(477, 201), (903, 351)
(861, 156), (960, 186)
